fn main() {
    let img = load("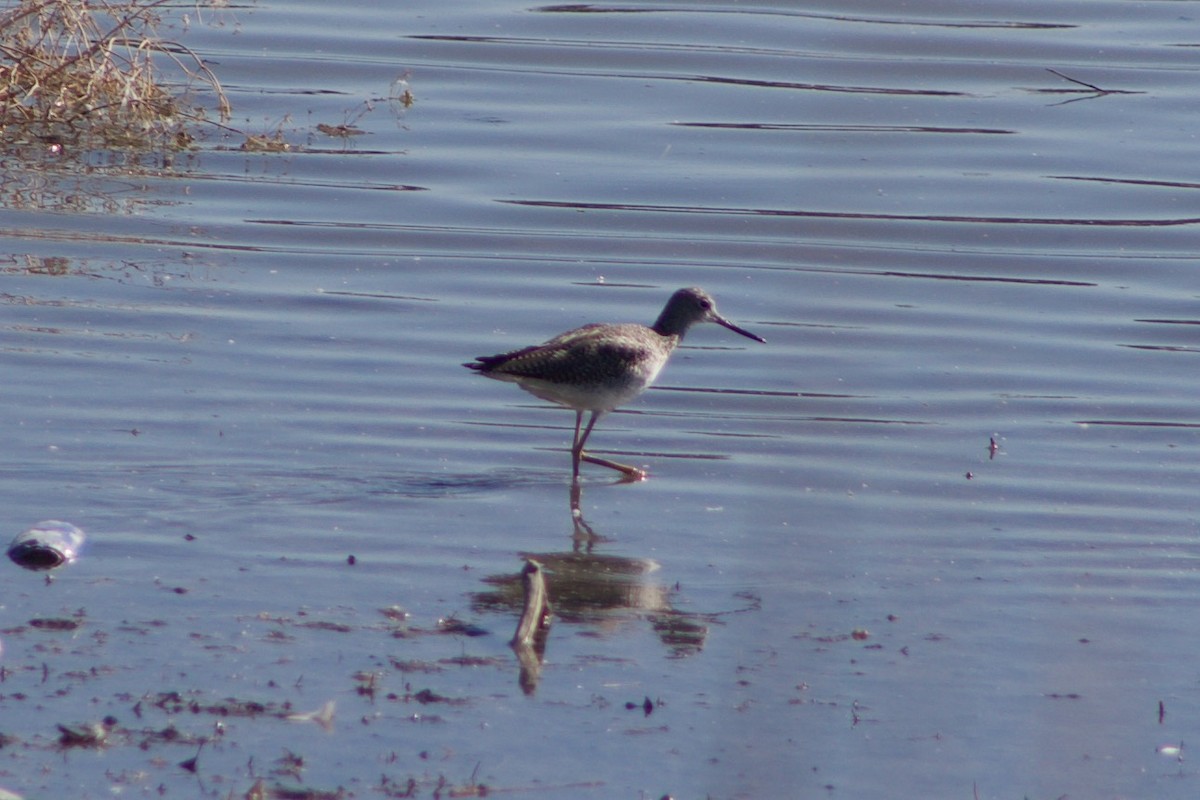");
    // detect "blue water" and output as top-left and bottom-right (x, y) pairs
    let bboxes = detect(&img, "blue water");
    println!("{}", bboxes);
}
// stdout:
(1, 0), (1199, 797)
